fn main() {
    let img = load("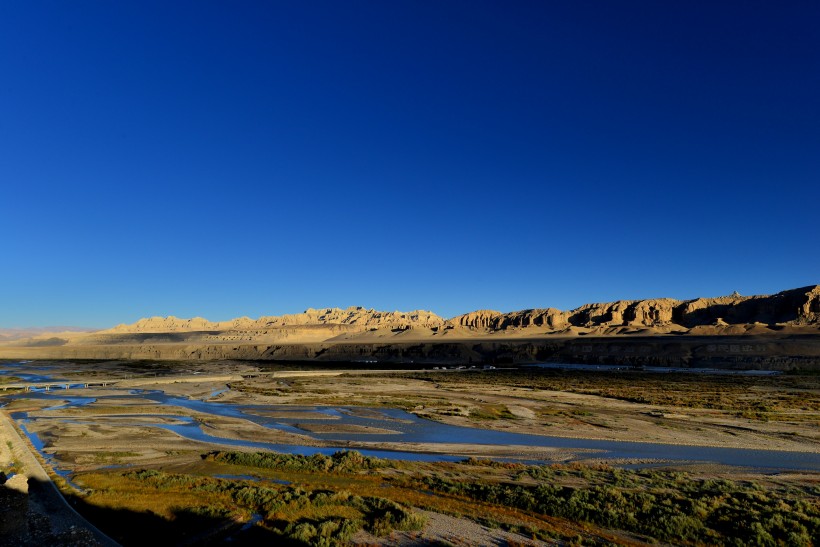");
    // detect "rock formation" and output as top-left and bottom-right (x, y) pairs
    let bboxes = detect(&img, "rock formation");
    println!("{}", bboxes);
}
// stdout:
(447, 286), (820, 333)
(257, 307), (445, 329)
(25, 285), (820, 342)
(1, 287), (818, 368)
(106, 307), (446, 334)
(451, 310), (504, 329)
